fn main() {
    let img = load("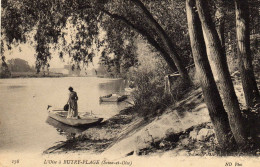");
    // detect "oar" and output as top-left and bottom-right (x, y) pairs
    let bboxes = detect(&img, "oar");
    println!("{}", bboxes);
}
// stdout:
(47, 105), (64, 111)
